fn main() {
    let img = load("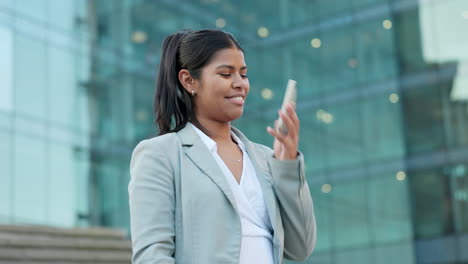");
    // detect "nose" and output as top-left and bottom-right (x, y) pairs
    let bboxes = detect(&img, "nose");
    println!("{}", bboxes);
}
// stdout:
(232, 74), (249, 90)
